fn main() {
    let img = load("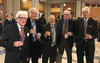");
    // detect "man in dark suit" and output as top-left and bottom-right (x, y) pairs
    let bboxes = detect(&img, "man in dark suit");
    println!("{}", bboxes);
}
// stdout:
(4, 13), (16, 27)
(25, 8), (42, 63)
(75, 6), (98, 63)
(0, 11), (30, 63)
(56, 10), (75, 63)
(42, 15), (58, 63)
